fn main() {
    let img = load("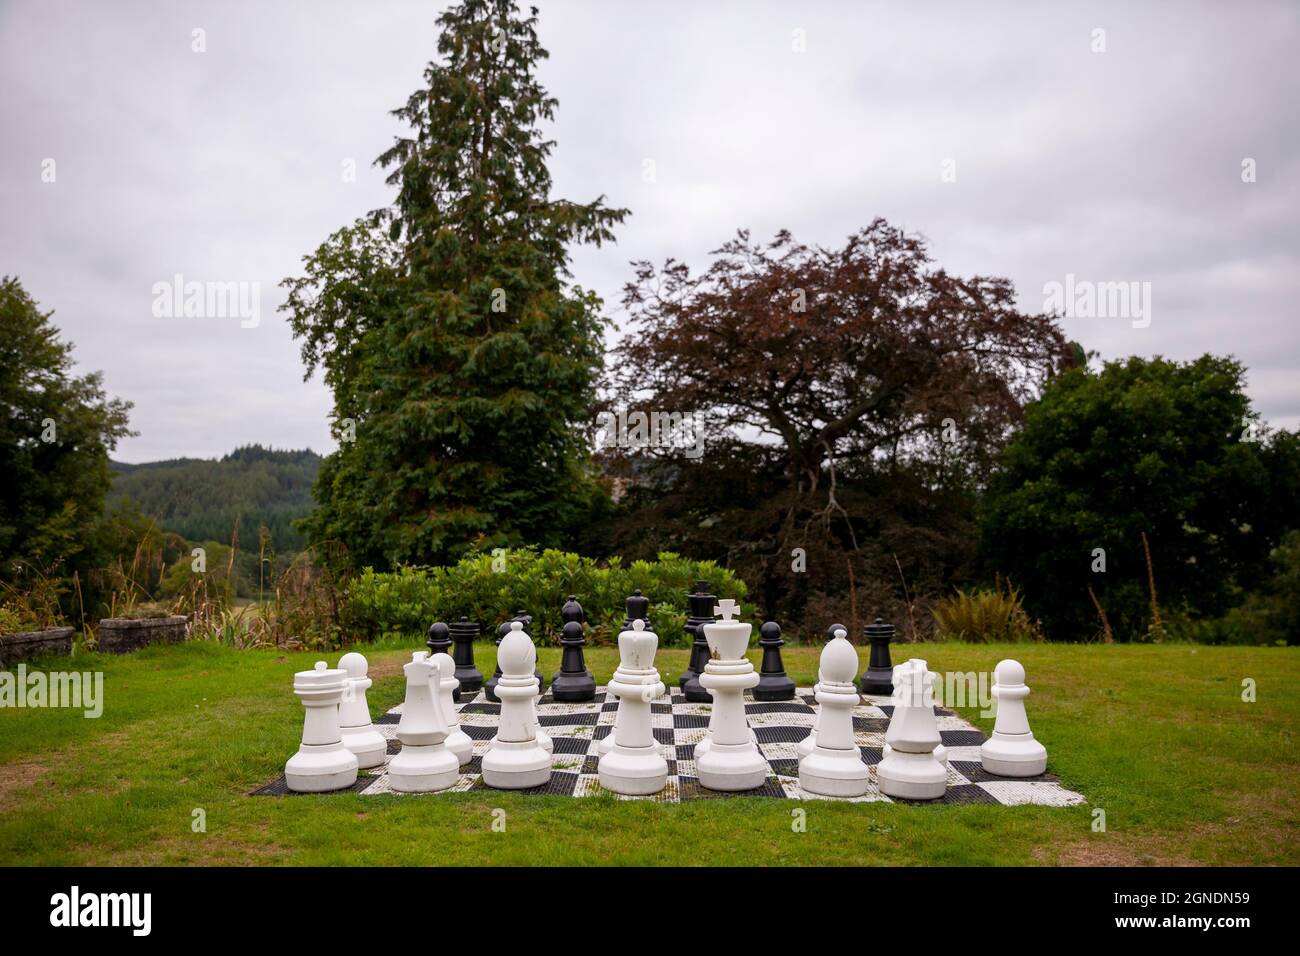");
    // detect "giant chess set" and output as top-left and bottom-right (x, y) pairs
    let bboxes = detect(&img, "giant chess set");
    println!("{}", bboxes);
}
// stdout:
(254, 586), (1085, 806)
